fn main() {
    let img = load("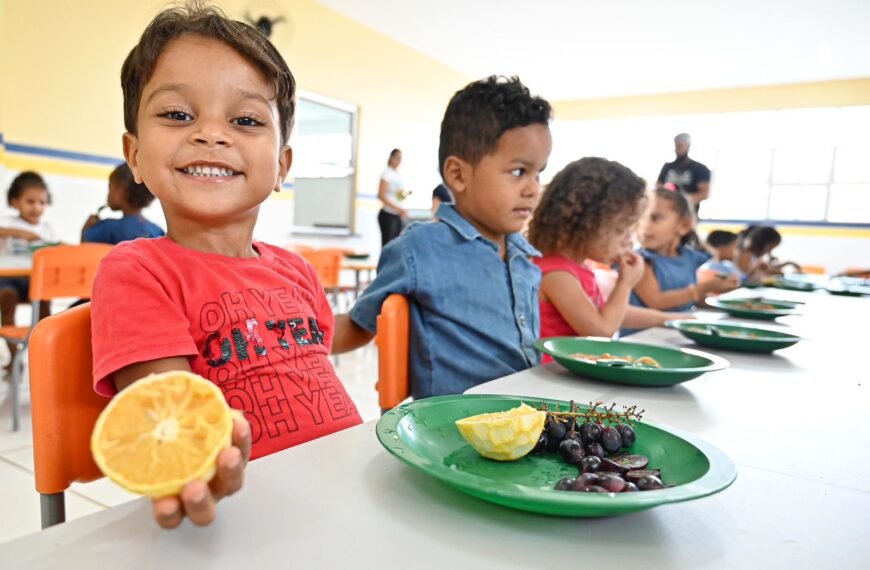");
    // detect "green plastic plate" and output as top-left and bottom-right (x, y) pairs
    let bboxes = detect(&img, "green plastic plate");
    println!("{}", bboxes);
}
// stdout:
(667, 320), (801, 353)
(767, 276), (819, 291)
(707, 297), (800, 320)
(533, 337), (728, 386)
(376, 395), (737, 517)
